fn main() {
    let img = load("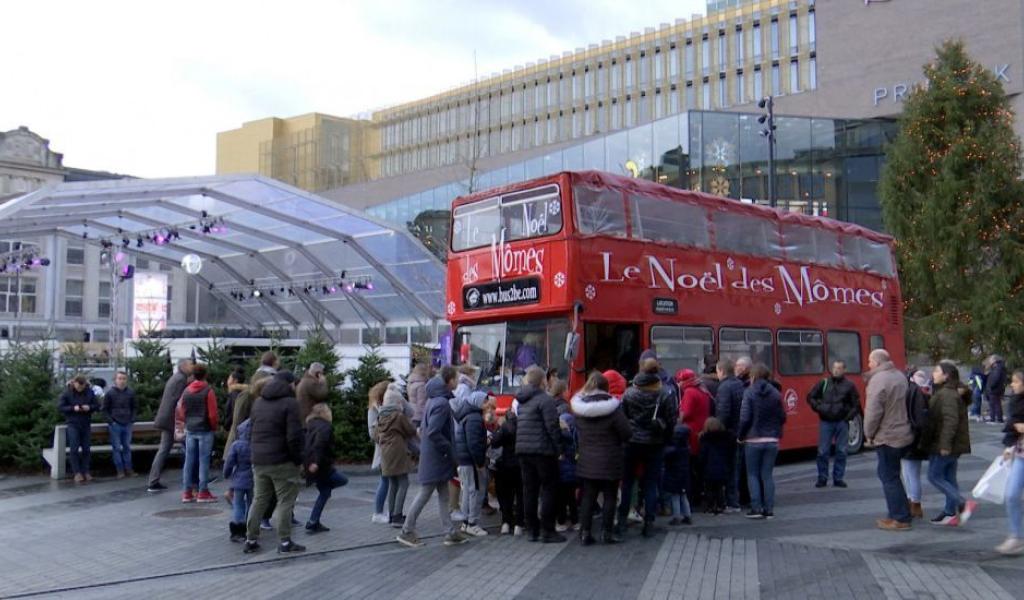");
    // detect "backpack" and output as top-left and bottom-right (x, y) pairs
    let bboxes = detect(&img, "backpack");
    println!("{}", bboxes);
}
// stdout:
(905, 381), (929, 435)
